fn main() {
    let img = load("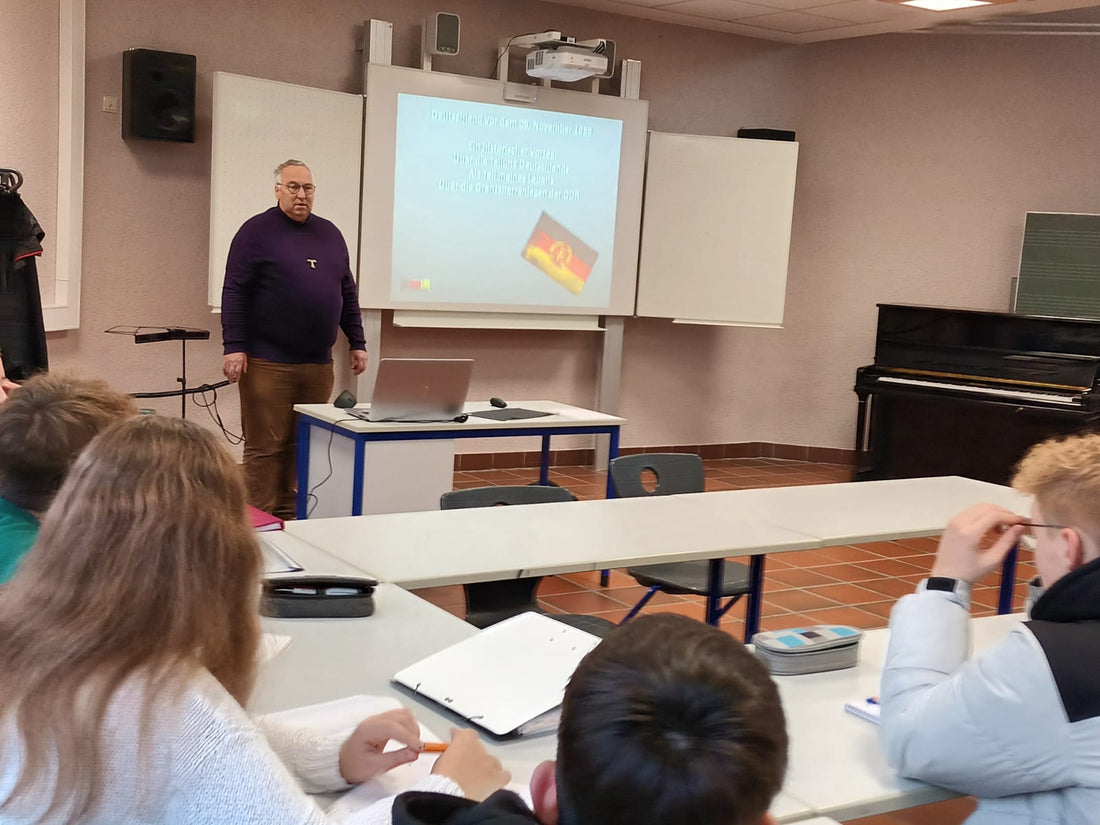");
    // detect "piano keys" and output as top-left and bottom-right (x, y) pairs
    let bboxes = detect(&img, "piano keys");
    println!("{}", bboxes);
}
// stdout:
(854, 304), (1100, 484)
